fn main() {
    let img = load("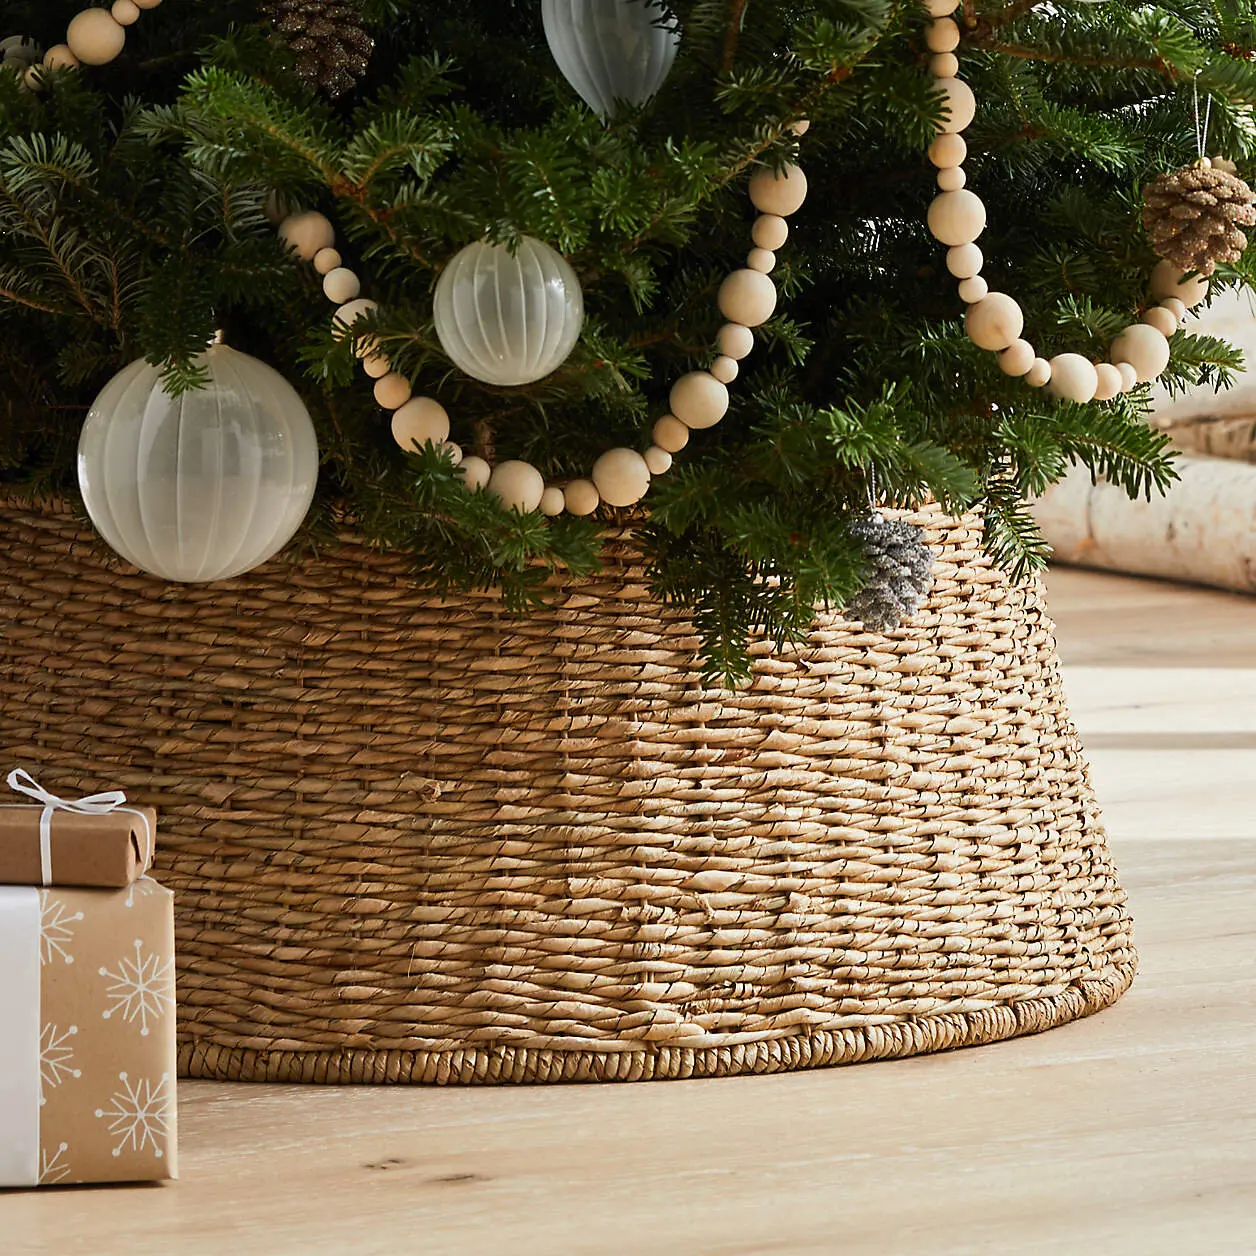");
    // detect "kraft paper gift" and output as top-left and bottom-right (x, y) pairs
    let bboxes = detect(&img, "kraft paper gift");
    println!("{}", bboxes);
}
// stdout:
(0, 769), (155, 889)
(0, 879), (178, 1187)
